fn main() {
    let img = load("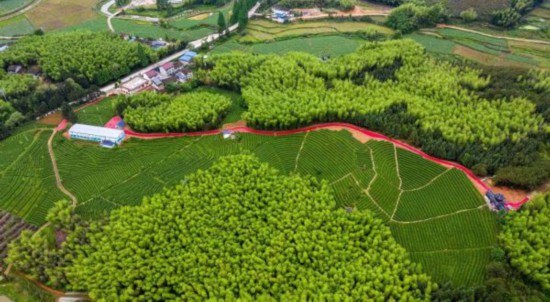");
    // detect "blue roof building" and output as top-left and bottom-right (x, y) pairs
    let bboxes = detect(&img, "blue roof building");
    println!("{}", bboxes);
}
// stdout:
(179, 51), (198, 63)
